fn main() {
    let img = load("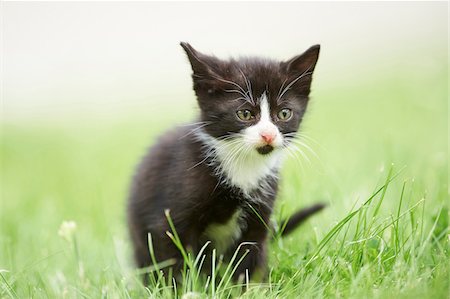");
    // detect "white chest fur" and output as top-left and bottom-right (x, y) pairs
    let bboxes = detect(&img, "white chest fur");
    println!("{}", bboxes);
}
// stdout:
(195, 130), (283, 195)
